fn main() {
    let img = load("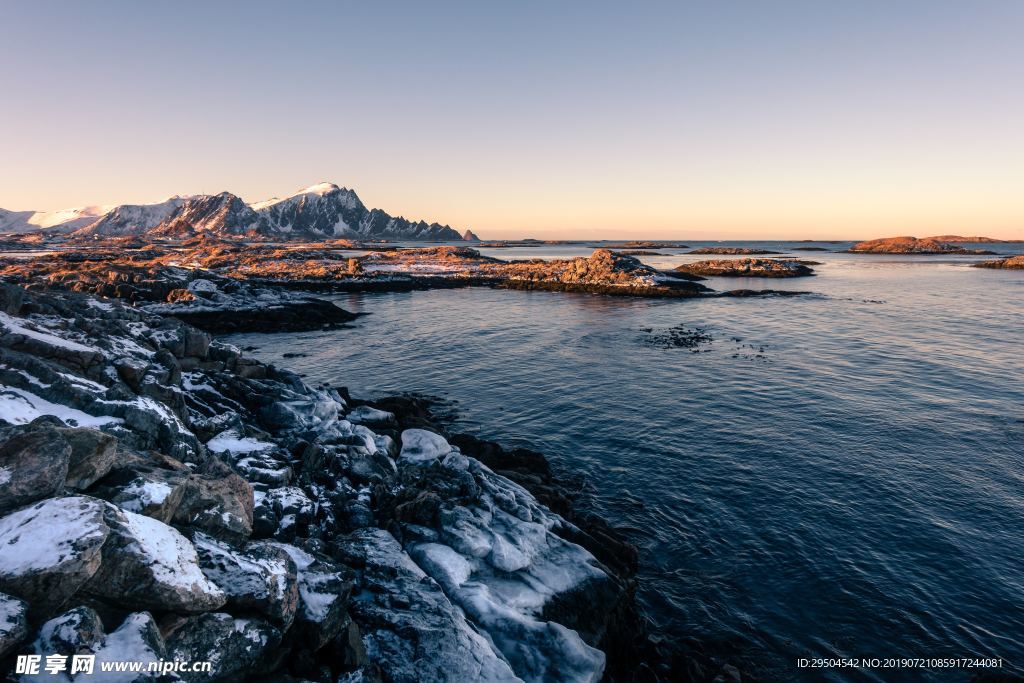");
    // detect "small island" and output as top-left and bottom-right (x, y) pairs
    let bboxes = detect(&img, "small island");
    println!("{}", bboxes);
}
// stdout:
(848, 236), (996, 255)
(673, 258), (815, 278)
(688, 247), (781, 255)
